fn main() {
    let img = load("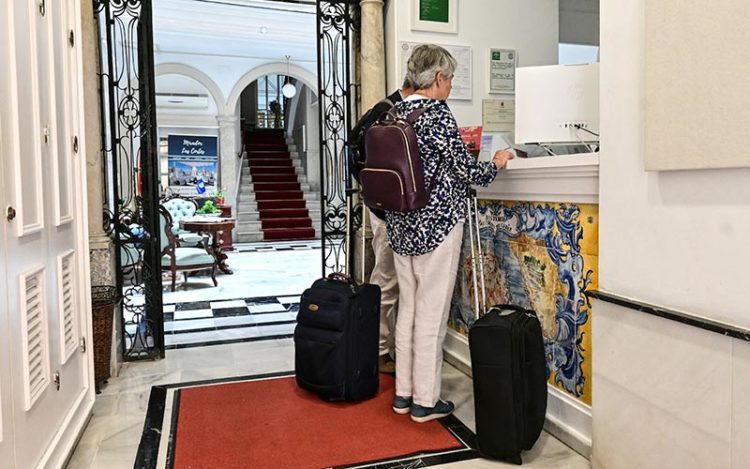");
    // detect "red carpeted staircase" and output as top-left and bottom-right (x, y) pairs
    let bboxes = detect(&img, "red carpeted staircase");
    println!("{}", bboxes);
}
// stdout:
(243, 129), (316, 241)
